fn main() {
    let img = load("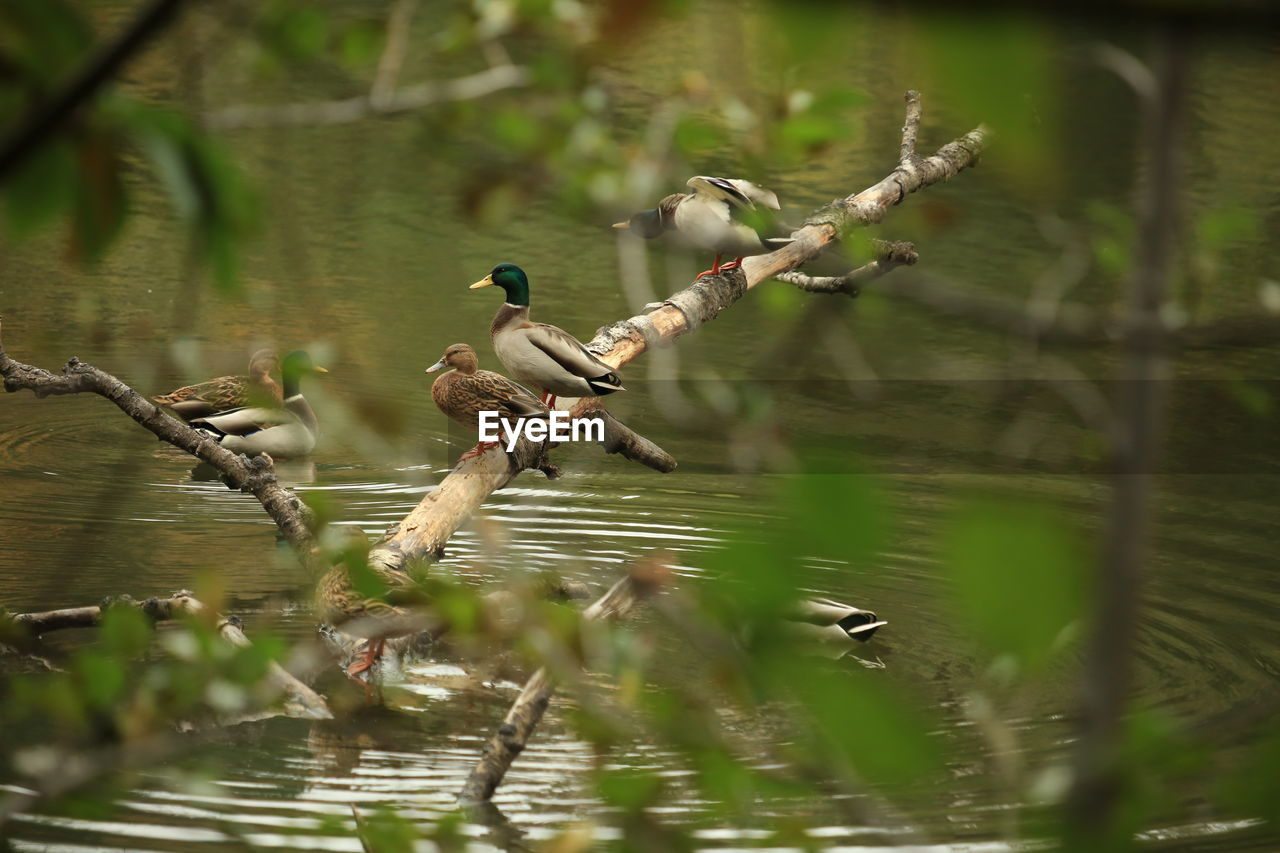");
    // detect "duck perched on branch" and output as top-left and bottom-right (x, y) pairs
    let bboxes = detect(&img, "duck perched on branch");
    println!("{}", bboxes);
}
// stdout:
(426, 342), (551, 462)
(152, 348), (281, 420)
(470, 263), (624, 409)
(316, 555), (428, 681)
(614, 176), (790, 278)
(191, 350), (327, 458)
